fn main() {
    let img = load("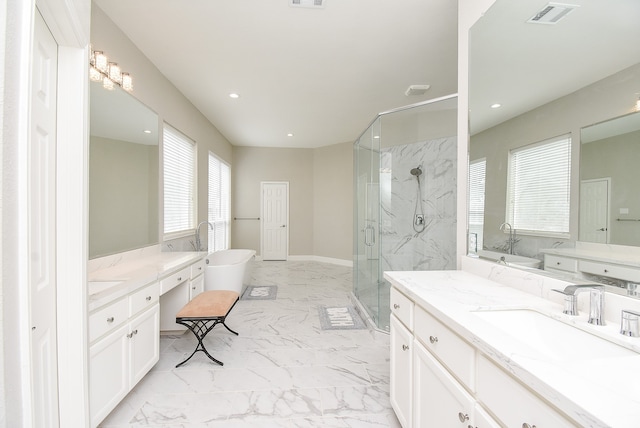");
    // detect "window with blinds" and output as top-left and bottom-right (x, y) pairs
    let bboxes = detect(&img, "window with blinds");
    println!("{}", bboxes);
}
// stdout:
(163, 124), (196, 235)
(208, 153), (230, 251)
(468, 158), (486, 252)
(506, 135), (571, 236)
